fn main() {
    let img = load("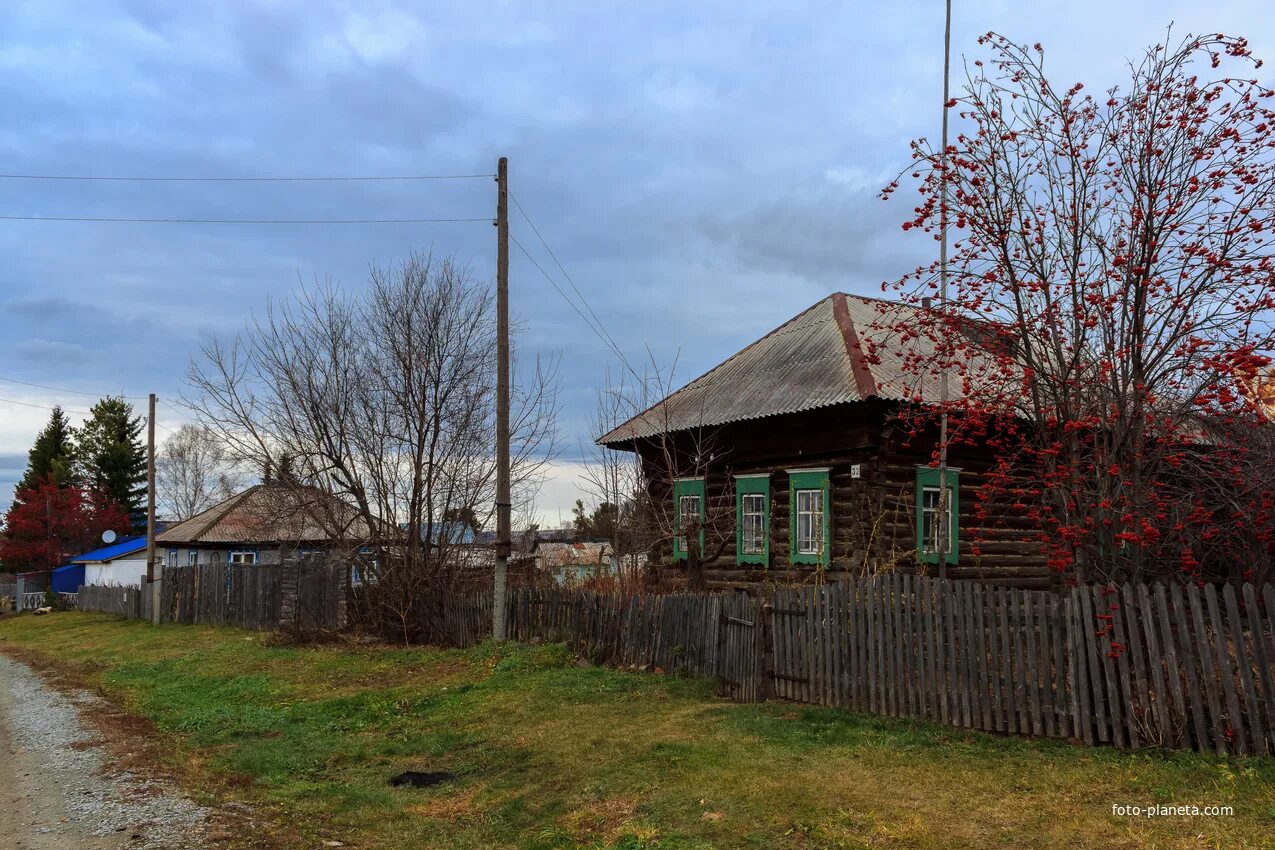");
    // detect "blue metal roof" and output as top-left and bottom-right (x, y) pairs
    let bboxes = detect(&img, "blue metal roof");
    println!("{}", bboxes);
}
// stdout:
(69, 536), (148, 563)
